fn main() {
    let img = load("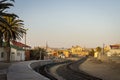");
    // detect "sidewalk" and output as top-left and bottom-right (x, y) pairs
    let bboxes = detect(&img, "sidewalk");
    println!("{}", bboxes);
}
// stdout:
(7, 60), (51, 80)
(79, 57), (120, 80)
(0, 62), (11, 80)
